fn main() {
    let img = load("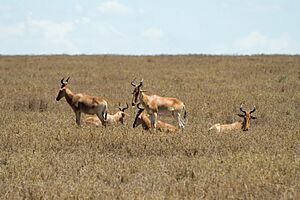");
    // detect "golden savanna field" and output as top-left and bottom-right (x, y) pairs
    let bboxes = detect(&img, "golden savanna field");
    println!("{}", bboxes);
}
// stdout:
(0, 55), (299, 199)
